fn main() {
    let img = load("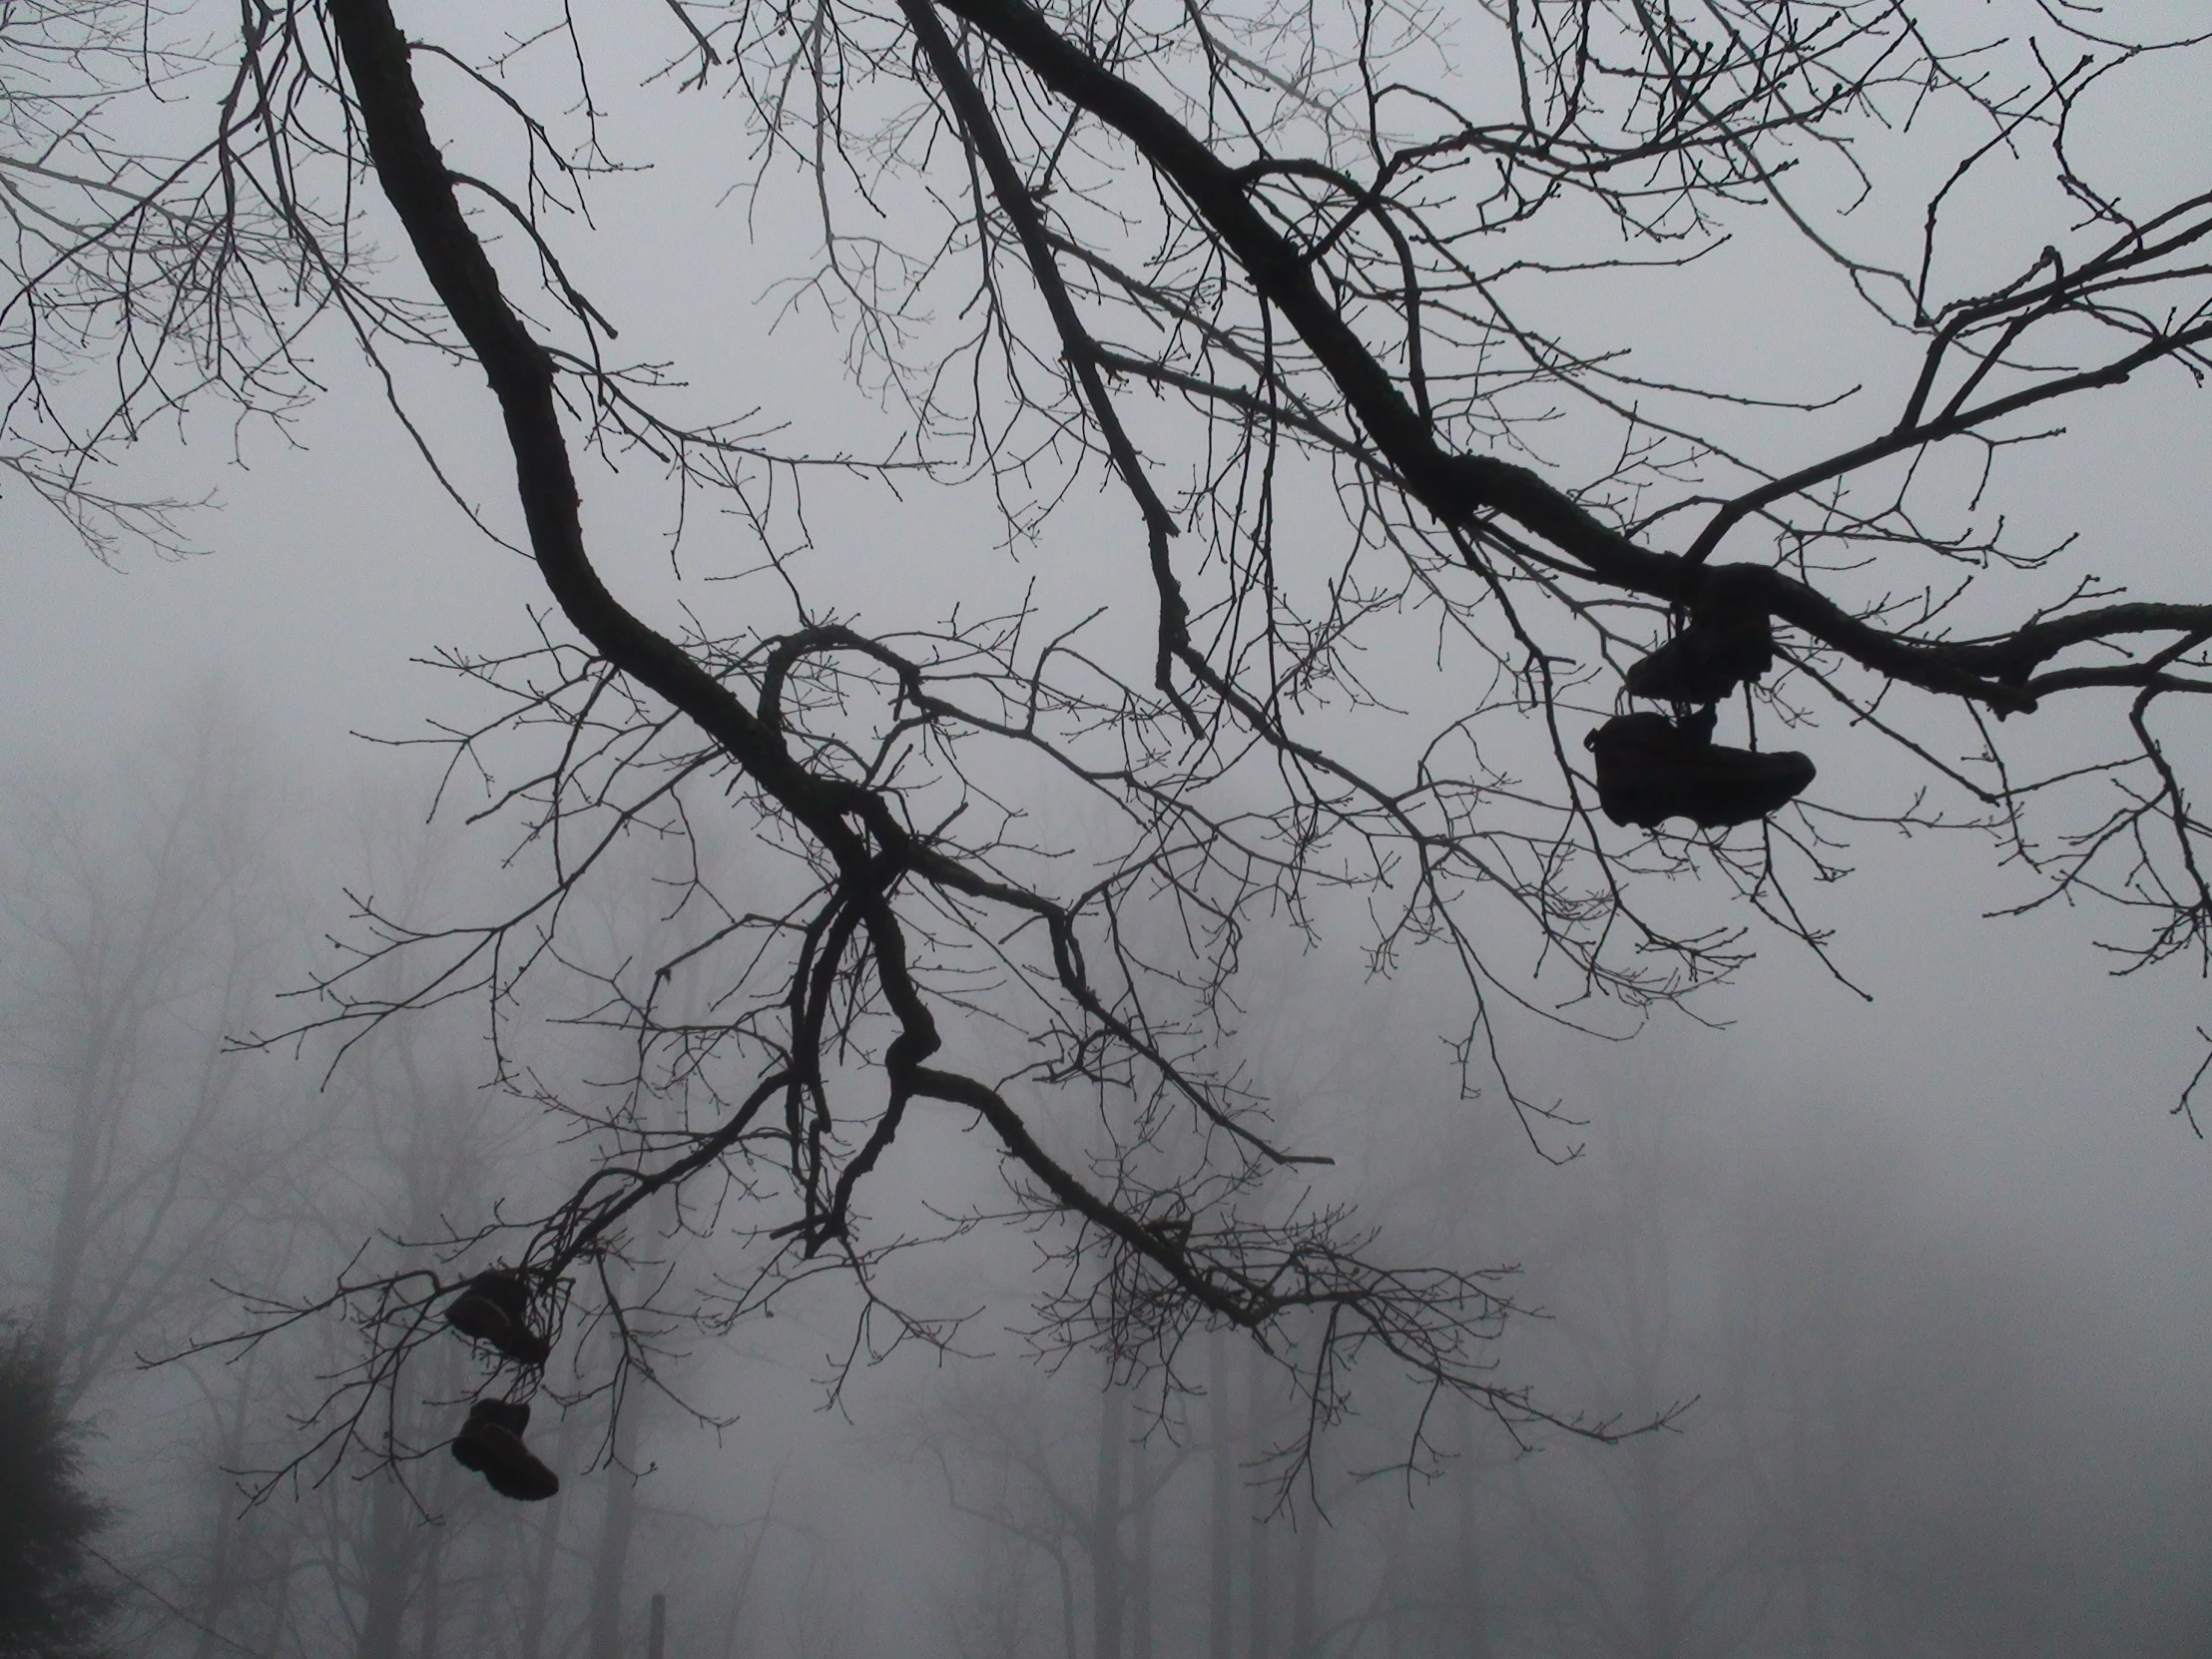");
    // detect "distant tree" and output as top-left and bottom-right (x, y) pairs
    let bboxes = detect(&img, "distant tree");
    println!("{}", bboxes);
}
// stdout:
(0, 709), (290, 1408)
(0, 1322), (113, 1659)
(8, 0), (2212, 1473)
